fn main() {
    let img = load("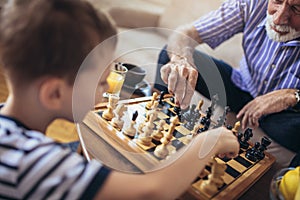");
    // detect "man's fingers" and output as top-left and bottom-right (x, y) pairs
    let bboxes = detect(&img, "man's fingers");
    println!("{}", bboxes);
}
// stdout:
(173, 75), (186, 104)
(168, 67), (178, 94)
(174, 66), (190, 105)
(181, 82), (194, 109)
(236, 107), (246, 119)
(241, 112), (249, 129)
(160, 64), (171, 84)
(187, 68), (198, 89)
(162, 60), (197, 107)
(181, 68), (198, 108)
(252, 117), (259, 128)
